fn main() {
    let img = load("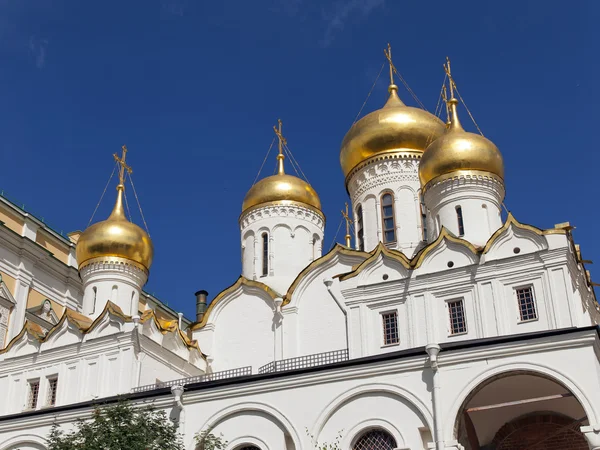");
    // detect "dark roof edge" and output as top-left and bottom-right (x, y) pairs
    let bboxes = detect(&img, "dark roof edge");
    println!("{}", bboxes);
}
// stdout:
(1, 325), (597, 422)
